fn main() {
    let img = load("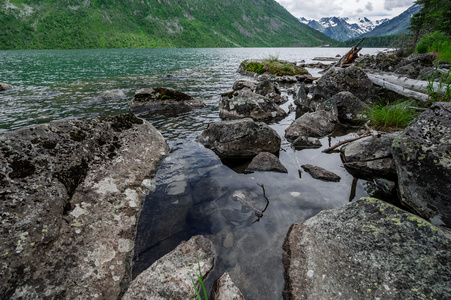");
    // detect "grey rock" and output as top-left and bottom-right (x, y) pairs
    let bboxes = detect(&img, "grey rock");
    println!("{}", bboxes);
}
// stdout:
(374, 178), (396, 194)
(245, 152), (288, 173)
(219, 89), (287, 121)
(123, 235), (214, 300)
(292, 136), (322, 149)
(285, 110), (338, 141)
(129, 87), (205, 111)
(233, 80), (257, 91)
(196, 118), (281, 159)
(255, 80), (286, 104)
(394, 53), (437, 79)
(0, 82), (13, 91)
(283, 197), (451, 300)
(95, 89), (127, 101)
(212, 272), (246, 300)
(392, 102), (451, 227)
(332, 91), (369, 124)
(312, 66), (376, 102)
(0, 114), (168, 299)
(301, 164), (340, 182)
(340, 132), (399, 180)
